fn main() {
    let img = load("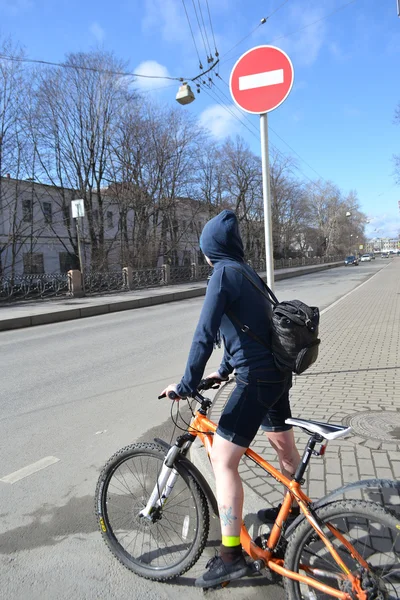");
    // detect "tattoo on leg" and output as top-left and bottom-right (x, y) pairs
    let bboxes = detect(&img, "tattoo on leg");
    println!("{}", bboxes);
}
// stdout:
(219, 505), (238, 527)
